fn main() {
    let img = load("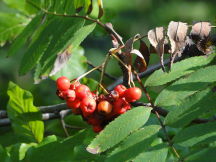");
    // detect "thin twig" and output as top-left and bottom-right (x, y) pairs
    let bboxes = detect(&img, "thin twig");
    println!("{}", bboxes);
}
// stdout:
(76, 65), (102, 81)
(59, 110), (72, 137)
(87, 61), (117, 80)
(97, 53), (110, 92)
